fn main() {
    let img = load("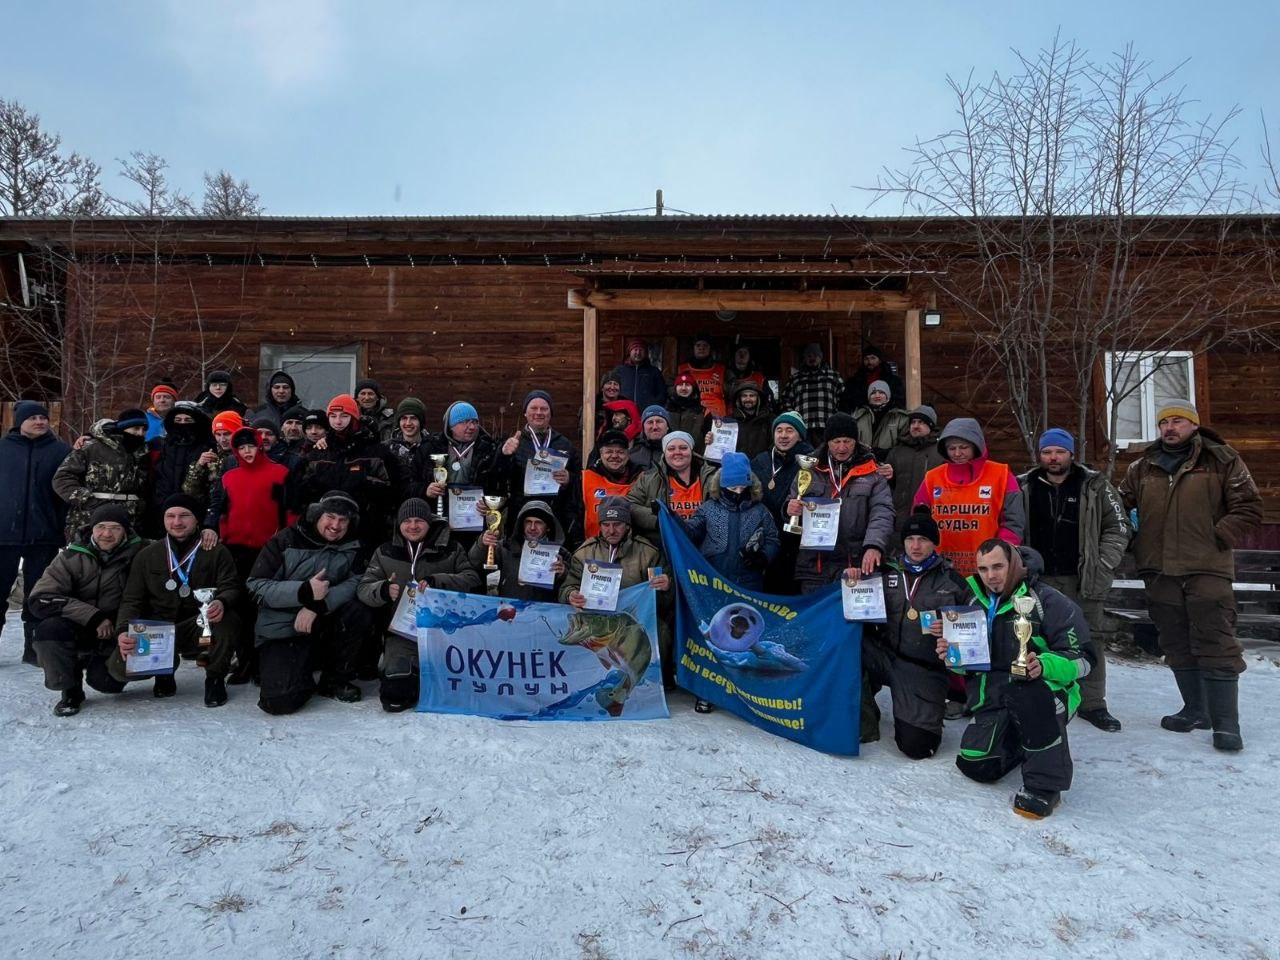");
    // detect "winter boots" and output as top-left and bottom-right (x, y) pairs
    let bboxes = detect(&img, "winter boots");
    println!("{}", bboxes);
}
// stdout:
(54, 686), (85, 717)
(204, 675), (228, 708)
(22, 622), (38, 666)
(317, 674), (361, 703)
(153, 674), (177, 698)
(1013, 788), (1061, 820)
(1203, 670), (1243, 752)
(1161, 668), (1210, 732)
